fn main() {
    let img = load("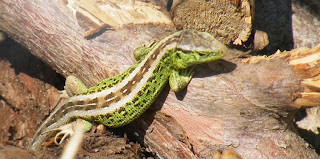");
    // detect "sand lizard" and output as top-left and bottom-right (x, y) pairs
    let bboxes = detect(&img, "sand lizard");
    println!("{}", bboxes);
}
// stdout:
(29, 29), (227, 150)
